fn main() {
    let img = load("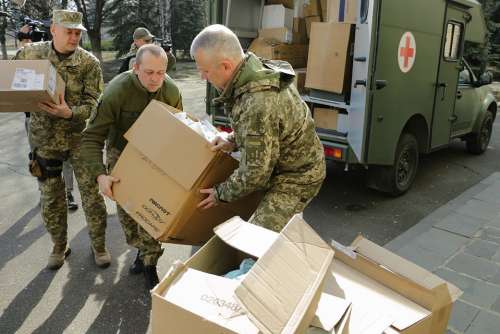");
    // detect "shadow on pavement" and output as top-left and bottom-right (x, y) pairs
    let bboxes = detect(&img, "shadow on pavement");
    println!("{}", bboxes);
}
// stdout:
(0, 205), (44, 272)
